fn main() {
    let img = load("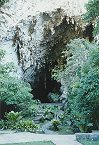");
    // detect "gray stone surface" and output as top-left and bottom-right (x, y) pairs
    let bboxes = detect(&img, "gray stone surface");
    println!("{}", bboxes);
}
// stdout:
(41, 122), (58, 135)
(76, 132), (99, 142)
(0, 130), (16, 134)
(0, 131), (82, 145)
